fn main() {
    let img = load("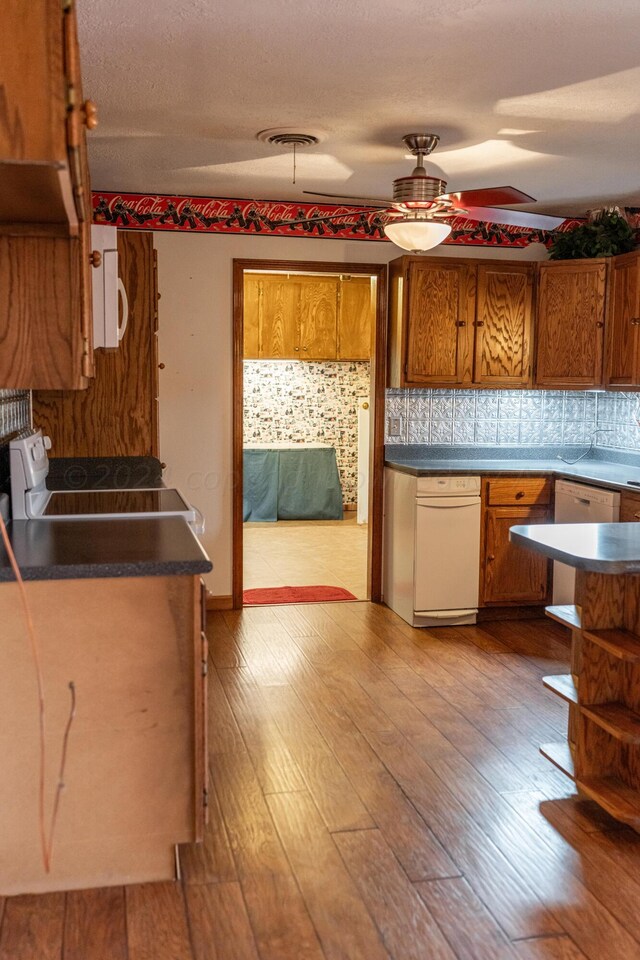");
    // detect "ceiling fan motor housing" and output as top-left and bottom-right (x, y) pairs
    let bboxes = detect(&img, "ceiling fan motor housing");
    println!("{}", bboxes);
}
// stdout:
(392, 175), (448, 209)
